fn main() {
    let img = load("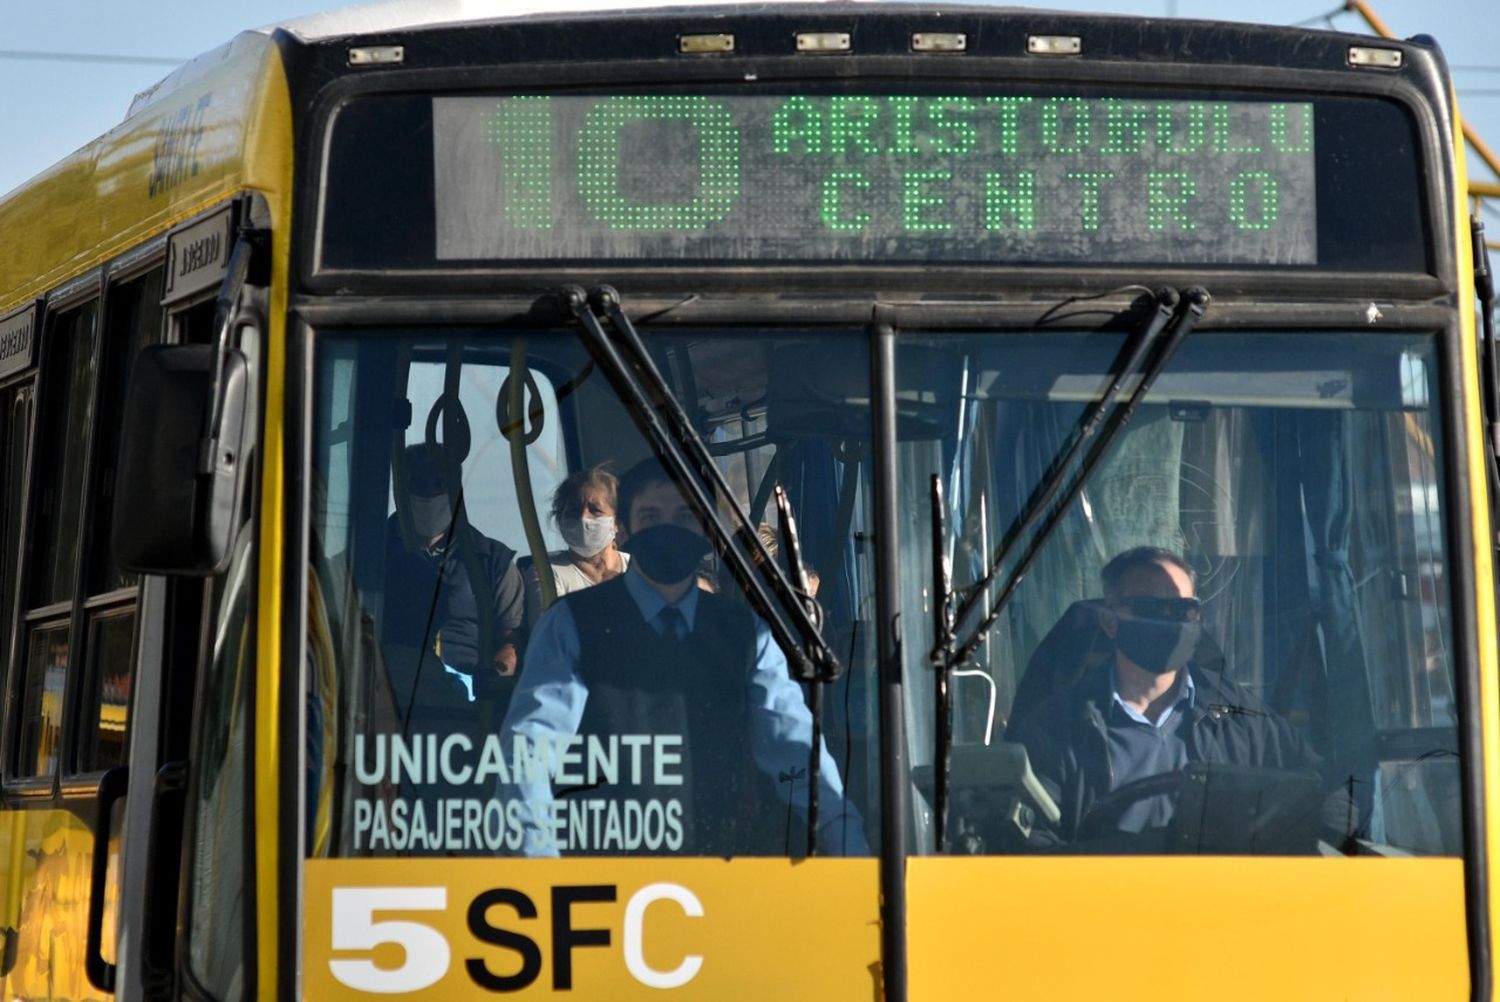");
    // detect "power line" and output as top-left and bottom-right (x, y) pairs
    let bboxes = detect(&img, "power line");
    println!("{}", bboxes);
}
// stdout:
(1282, 6), (1500, 75)
(0, 49), (183, 68)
